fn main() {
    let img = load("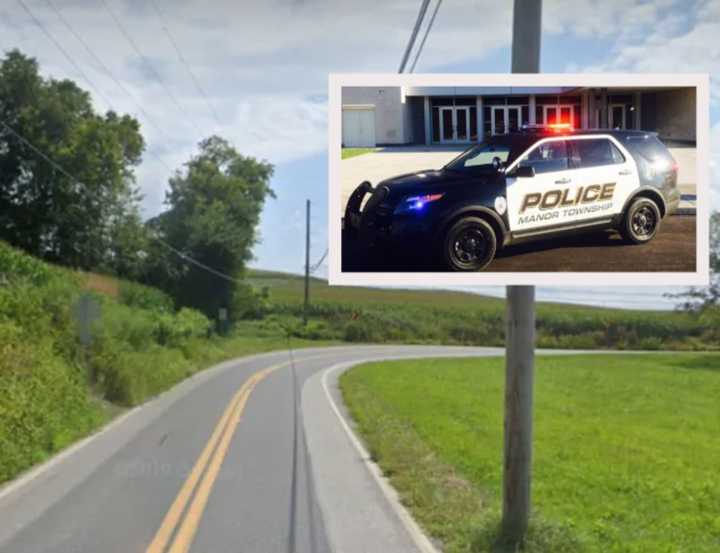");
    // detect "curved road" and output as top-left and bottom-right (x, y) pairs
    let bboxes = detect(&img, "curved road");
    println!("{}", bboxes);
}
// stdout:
(0, 345), (504, 553)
